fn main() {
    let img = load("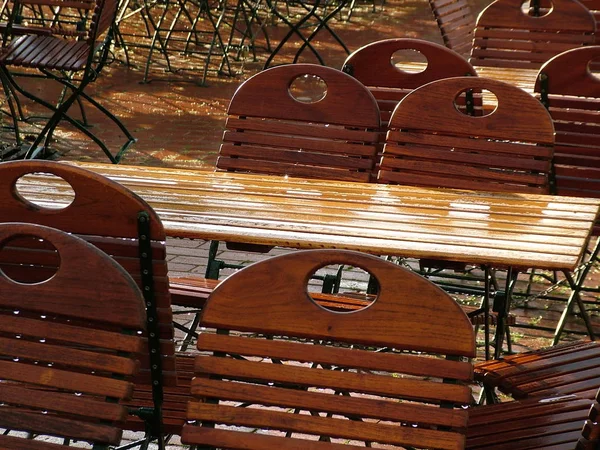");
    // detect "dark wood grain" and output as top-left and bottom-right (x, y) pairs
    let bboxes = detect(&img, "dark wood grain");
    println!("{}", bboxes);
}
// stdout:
(182, 249), (475, 450)
(217, 63), (380, 182)
(0, 223), (145, 447)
